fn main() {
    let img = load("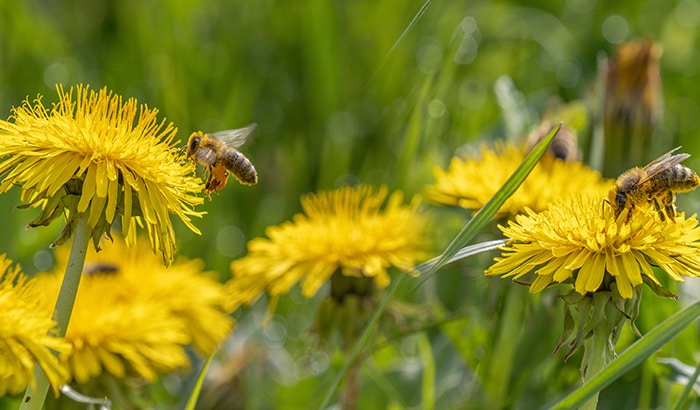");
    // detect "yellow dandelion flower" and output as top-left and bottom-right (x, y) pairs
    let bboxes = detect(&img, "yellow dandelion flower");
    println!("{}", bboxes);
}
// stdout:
(74, 235), (235, 355)
(228, 185), (427, 307)
(32, 235), (233, 384)
(425, 142), (613, 217)
(0, 85), (204, 263)
(485, 194), (700, 299)
(0, 255), (70, 396)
